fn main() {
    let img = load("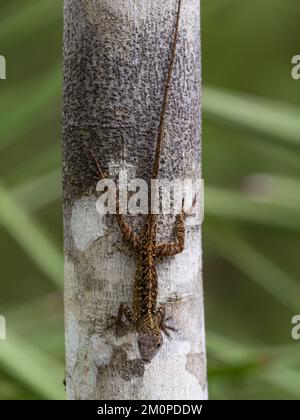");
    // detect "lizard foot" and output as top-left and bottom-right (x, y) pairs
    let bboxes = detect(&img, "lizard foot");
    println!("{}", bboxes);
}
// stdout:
(106, 315), (128, 337)
(182, 196), (197, 219)
(161, 322), (178, 338)
(157, 305), (178, 338)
